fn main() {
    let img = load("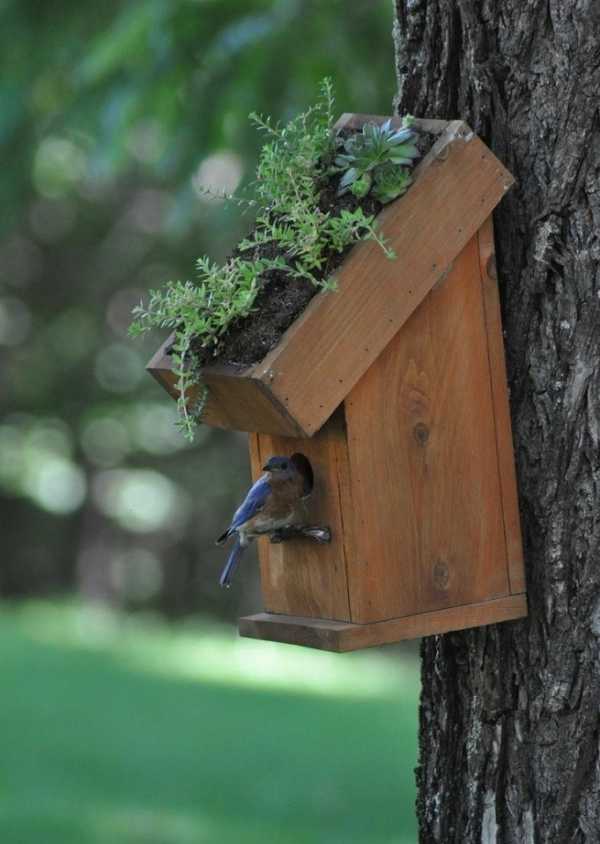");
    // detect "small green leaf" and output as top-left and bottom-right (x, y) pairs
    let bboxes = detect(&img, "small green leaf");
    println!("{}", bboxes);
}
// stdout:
(350, 173), (372, 198)
(339, 167), (358, 189)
